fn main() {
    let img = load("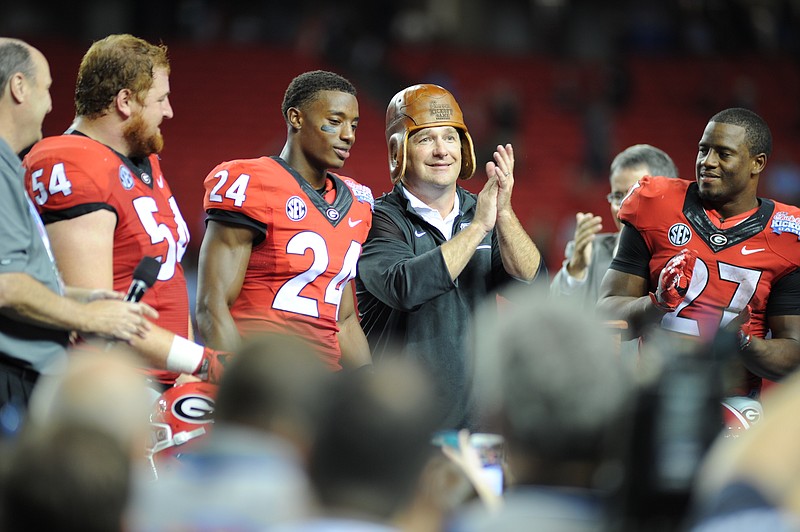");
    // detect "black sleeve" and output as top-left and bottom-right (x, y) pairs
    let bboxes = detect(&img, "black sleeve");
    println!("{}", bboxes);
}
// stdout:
(40, 203), (117, 224)
(608, 223), (651, 278)
(767, 268), (800, 316)
(205, 208), (267, 245)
